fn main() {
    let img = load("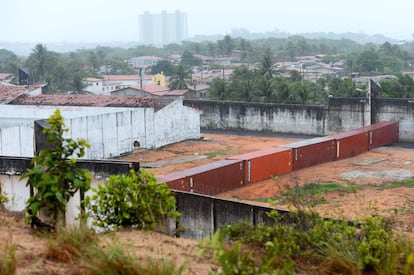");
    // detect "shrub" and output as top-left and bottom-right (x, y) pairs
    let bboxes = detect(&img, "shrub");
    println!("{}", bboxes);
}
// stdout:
(21, 109), (91, 226)
(87, 169), (180, 231)
(201, 210), (414, 274)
